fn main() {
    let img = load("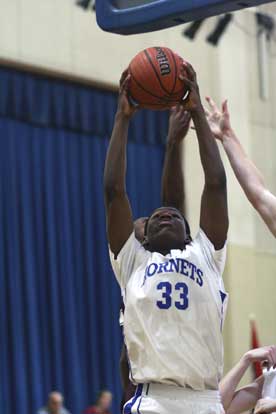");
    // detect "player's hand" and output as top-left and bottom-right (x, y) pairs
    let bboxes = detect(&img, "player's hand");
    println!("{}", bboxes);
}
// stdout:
(117, 69), (139, 119)
(205, 97), (232, 141)
(254, 398), (276, 413)
(245, 345), (276, 370)
(167, 105), (191, 144)
(179, 62), (202, 114)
